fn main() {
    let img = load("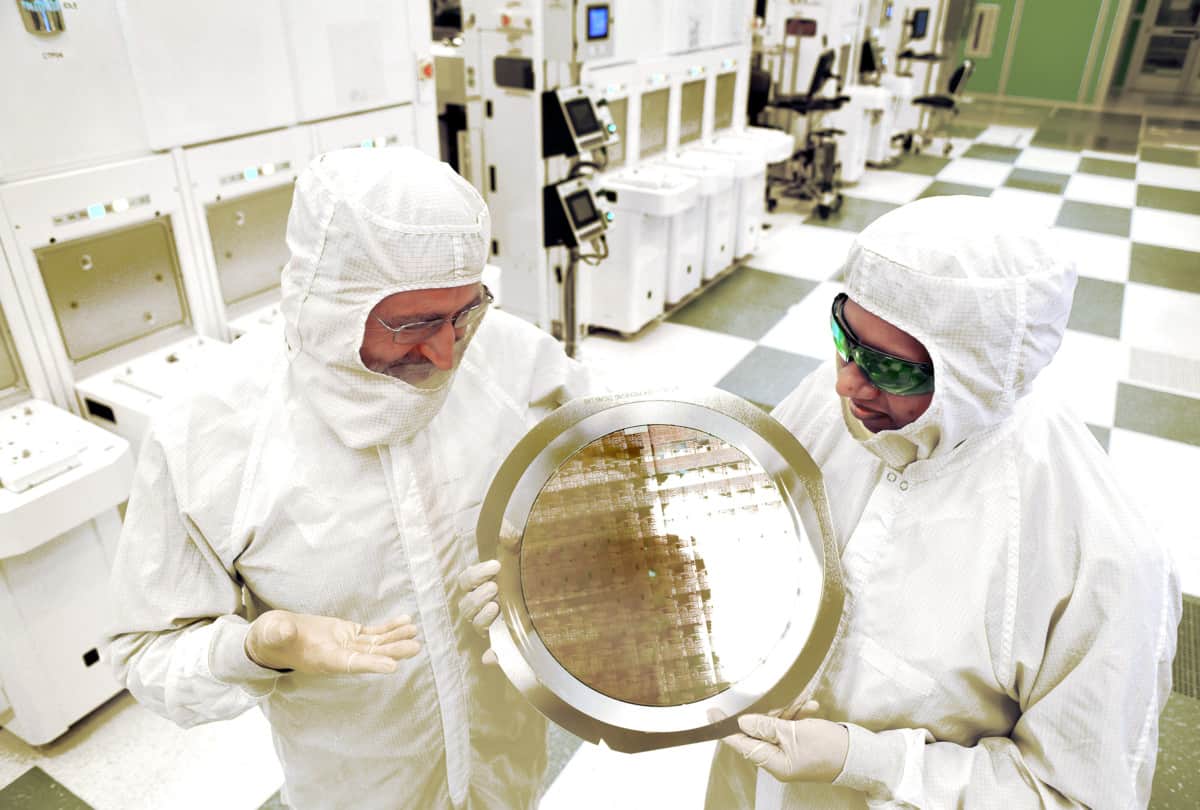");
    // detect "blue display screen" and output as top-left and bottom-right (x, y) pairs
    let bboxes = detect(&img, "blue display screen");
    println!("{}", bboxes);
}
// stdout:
(587, 5), (609, 40)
